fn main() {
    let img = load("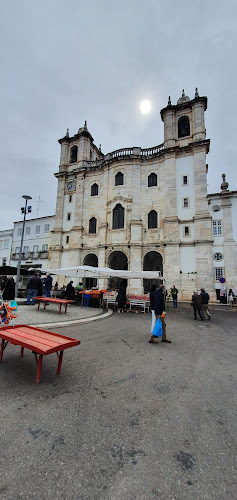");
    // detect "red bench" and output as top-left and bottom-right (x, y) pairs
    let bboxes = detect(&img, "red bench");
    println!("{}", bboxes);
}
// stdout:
(0, 325), (80, 383)
(34, 297), (74, 315)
